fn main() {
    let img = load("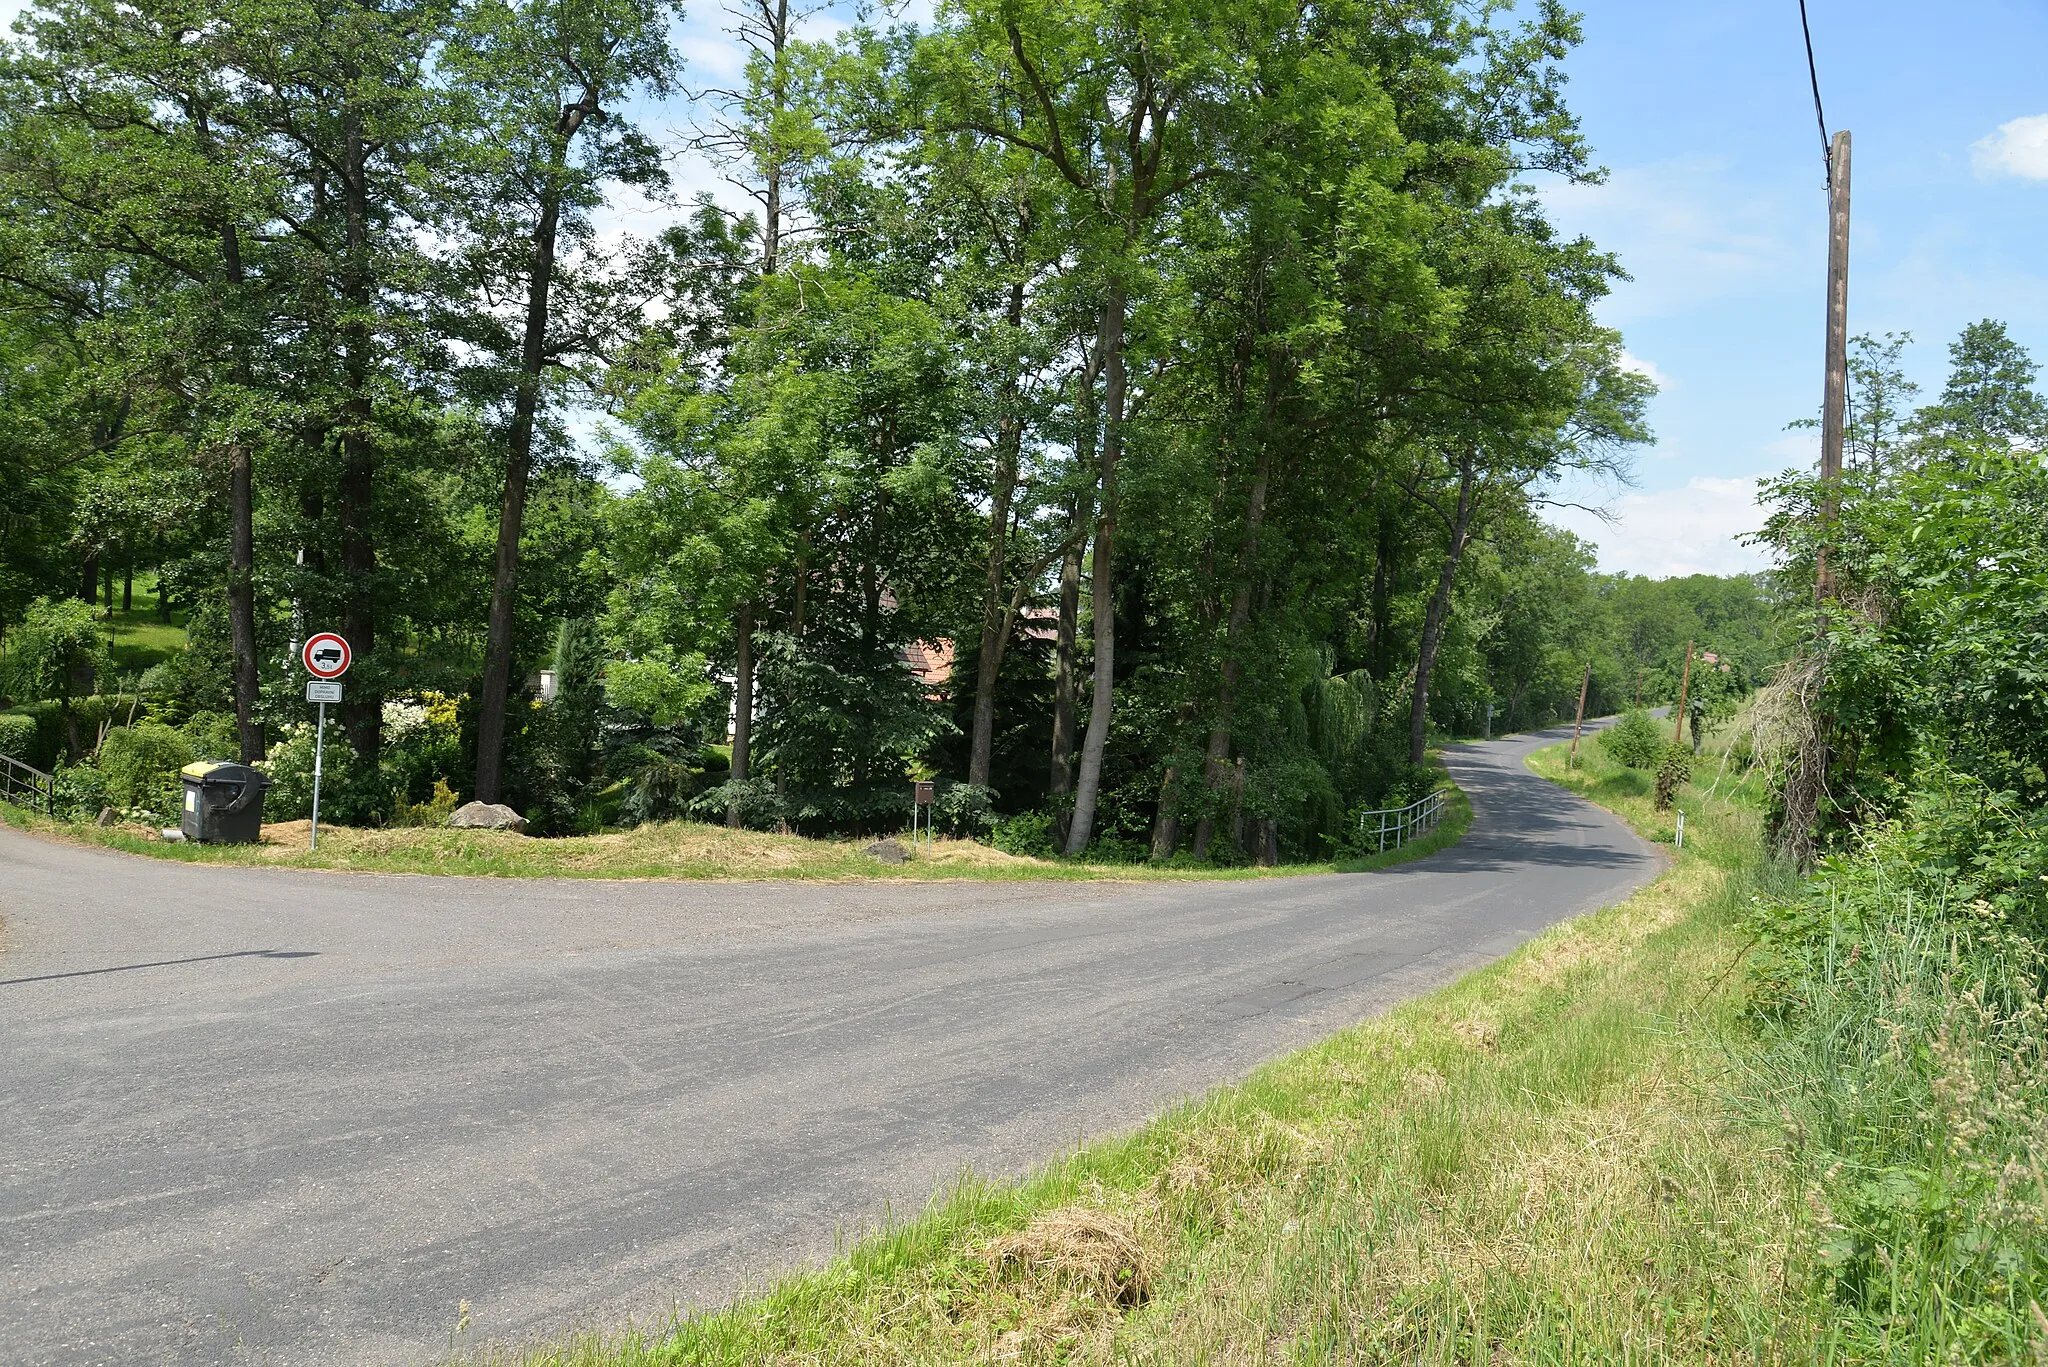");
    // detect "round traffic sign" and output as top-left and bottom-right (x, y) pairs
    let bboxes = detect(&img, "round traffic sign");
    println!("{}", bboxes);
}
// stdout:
(303, 632), (352, 679)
